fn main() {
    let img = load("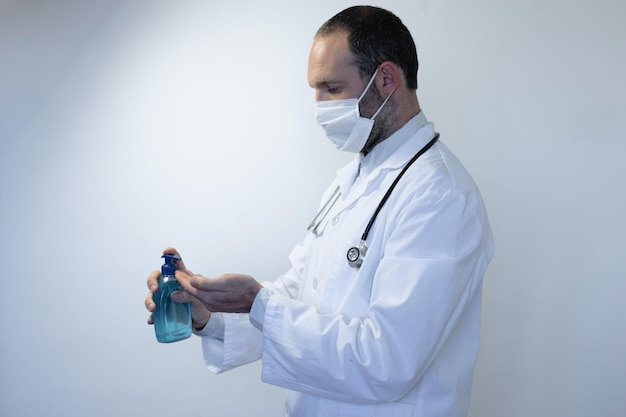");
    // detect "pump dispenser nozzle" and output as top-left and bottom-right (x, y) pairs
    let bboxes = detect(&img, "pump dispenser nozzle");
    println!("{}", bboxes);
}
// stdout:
(161, 254), (181, 277)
